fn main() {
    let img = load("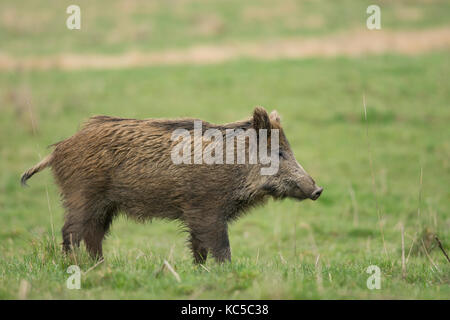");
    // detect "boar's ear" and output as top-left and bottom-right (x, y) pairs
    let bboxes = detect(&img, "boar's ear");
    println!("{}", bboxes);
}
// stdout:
(252, 106), (271, 131)
(269, 110), (281, 125)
